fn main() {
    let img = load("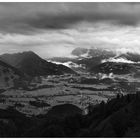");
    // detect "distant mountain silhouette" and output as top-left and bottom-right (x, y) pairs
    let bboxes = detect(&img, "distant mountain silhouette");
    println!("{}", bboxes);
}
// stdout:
(49, 48), (140, 74)
(0, 51), (76, 77)
(50, 47), (116, 72)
